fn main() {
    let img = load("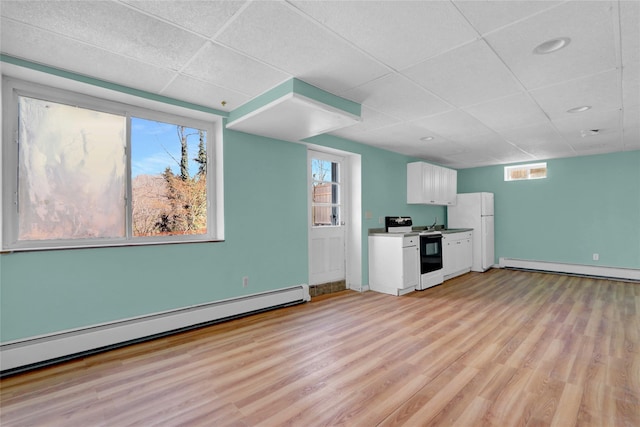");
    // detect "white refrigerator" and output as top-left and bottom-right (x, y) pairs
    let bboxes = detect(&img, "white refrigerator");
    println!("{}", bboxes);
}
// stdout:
(447, 192), (495, 272)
